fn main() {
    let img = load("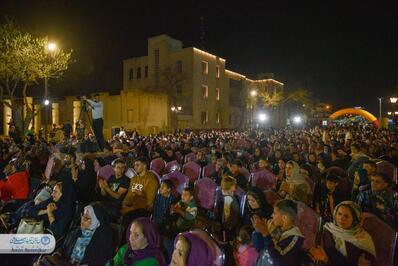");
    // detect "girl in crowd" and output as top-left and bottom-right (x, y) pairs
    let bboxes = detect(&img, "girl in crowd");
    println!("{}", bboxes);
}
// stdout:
(309, 201), (376, 266)
(244, 187), (273, 225)
(170, 232), (213, 266)
(233, 225), (259, 266)
(107, 217), (166, 266)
